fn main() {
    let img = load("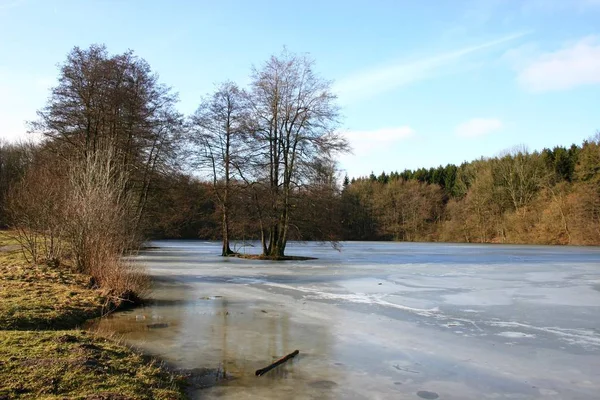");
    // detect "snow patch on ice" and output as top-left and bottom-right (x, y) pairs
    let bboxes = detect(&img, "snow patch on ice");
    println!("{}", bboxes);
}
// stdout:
(497, 331), (536, 339)
(490, 321), (600, 347)
(264, 282), (439, 317)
